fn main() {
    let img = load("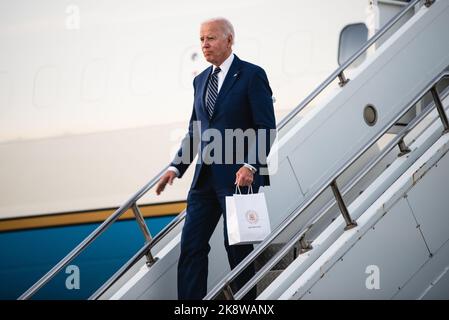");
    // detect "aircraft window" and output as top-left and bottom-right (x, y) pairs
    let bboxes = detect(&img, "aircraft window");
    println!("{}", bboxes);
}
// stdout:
(82, 59), (107, 101)
(282, 31), (312, 75)
(180, 46), (208, 89)
(0, 72), (11, 111)
(33, 66), (59, 108)
(338, 23), (368, 68)
(130, 53), (158, 95)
